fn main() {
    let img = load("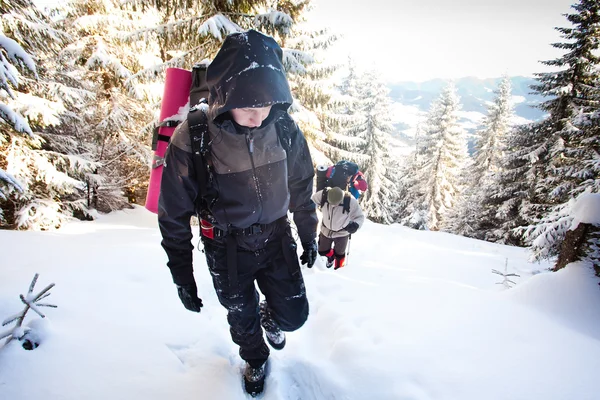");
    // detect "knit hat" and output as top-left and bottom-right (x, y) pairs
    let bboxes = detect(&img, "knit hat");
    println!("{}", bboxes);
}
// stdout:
(327, 187), (345, 206)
